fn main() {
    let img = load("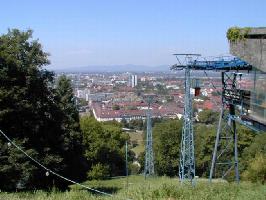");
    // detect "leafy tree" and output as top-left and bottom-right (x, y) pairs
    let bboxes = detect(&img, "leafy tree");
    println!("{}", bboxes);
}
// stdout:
(194, 124), (216, 177)
(241, 133), (266, 172)
(0, 29), (59, 190)
(153, 119), (182, 176)
(80, 116), (131, 179)
(78, 98), (87, 107)
(155, 84), (168, 95)
(236, 125), (256, 164)
(0, 139), (39, 190)
(102, 119), (122, 128)
(194, 123), (255, 178)
(128, 119), (143, 130)
(121, 118), (129, 128)
(0, 29), (85, 190)
(197, 109), (219, 124)
(242, 153), (266, 184)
